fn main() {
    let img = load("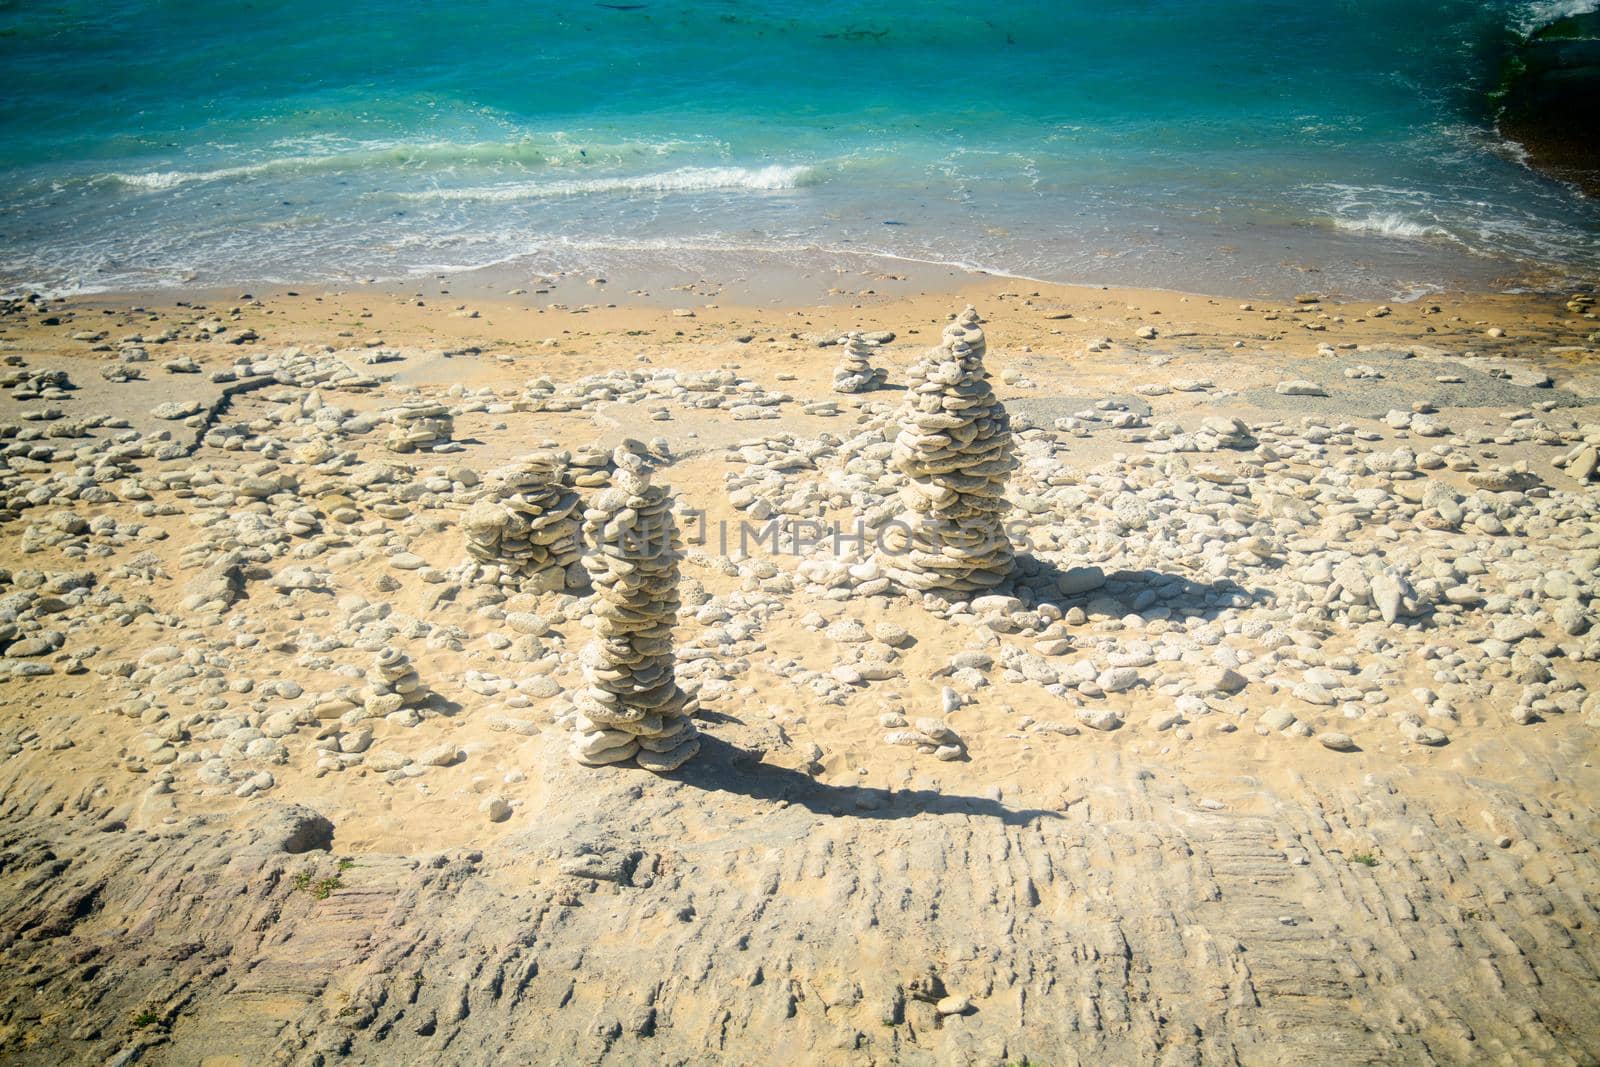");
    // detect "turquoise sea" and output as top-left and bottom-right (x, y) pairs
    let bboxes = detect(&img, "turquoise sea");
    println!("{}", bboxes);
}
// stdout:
(1, 0), (1597, 298)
